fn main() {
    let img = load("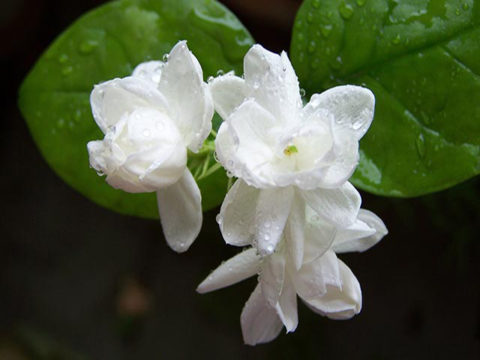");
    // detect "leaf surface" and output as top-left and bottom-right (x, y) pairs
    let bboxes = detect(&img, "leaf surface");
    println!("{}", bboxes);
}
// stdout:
(291, 0), (480, 196)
